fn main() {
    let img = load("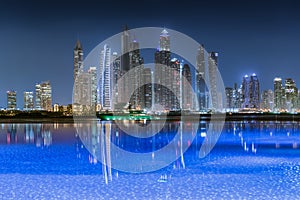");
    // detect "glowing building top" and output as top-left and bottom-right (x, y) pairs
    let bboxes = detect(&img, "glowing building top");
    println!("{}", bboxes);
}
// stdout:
(160, 29), (170, 51)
